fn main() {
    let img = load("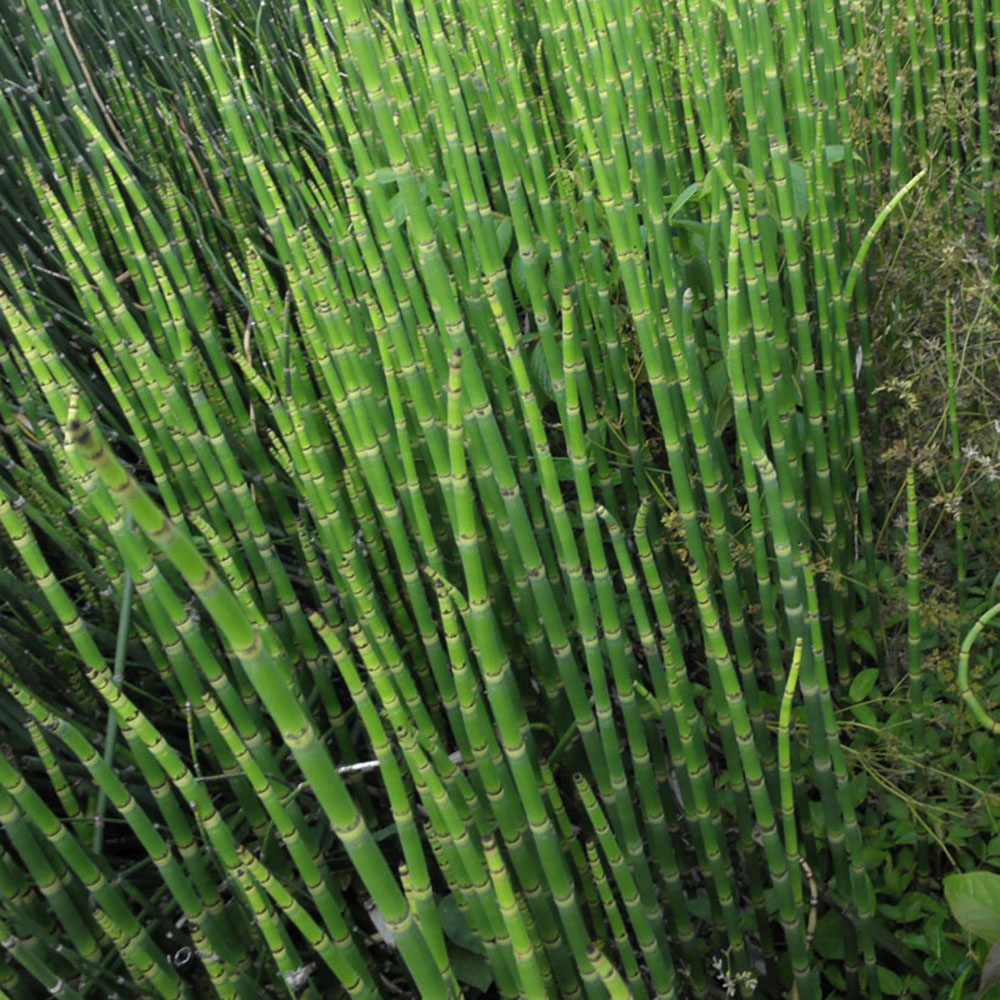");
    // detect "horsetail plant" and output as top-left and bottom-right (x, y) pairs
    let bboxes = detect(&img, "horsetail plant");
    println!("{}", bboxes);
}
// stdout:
(0, 0), (995, 995)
